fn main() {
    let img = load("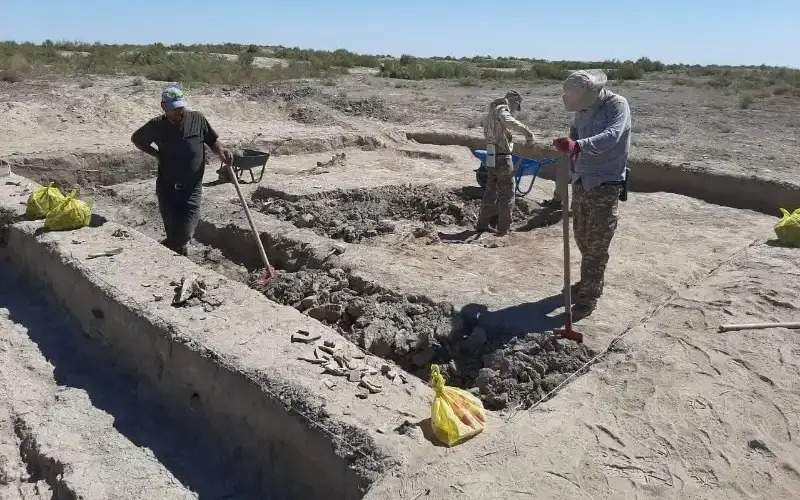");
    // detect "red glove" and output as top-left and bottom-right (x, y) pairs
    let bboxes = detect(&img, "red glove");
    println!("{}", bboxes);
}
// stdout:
(552, 138), (580, 155)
